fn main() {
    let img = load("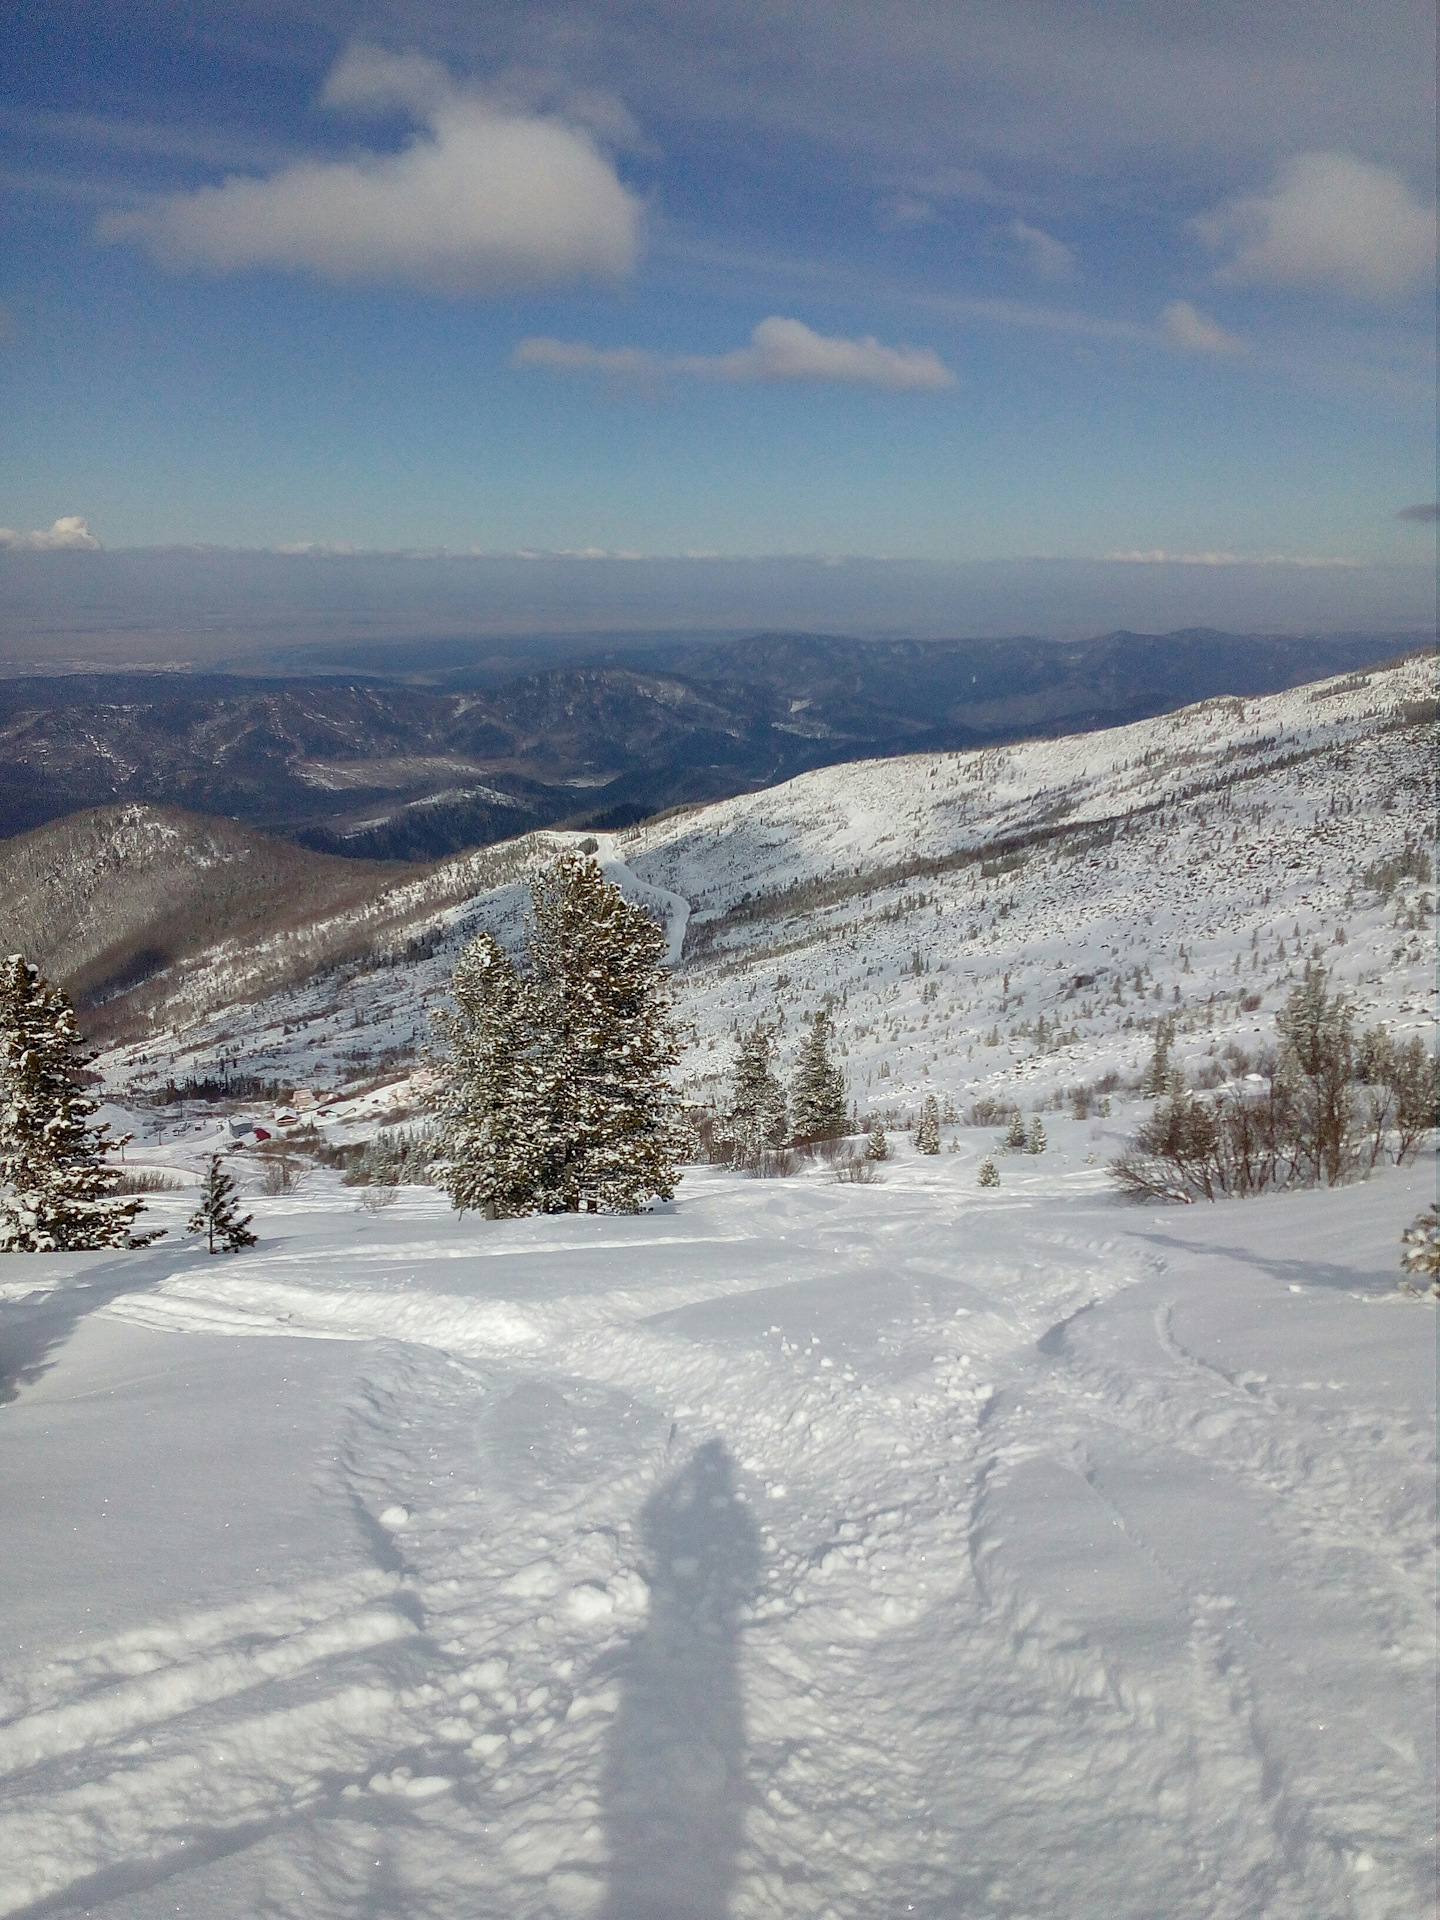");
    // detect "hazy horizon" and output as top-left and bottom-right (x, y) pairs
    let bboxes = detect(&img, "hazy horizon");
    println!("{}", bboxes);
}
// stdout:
(0, 548), (1432, 676)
